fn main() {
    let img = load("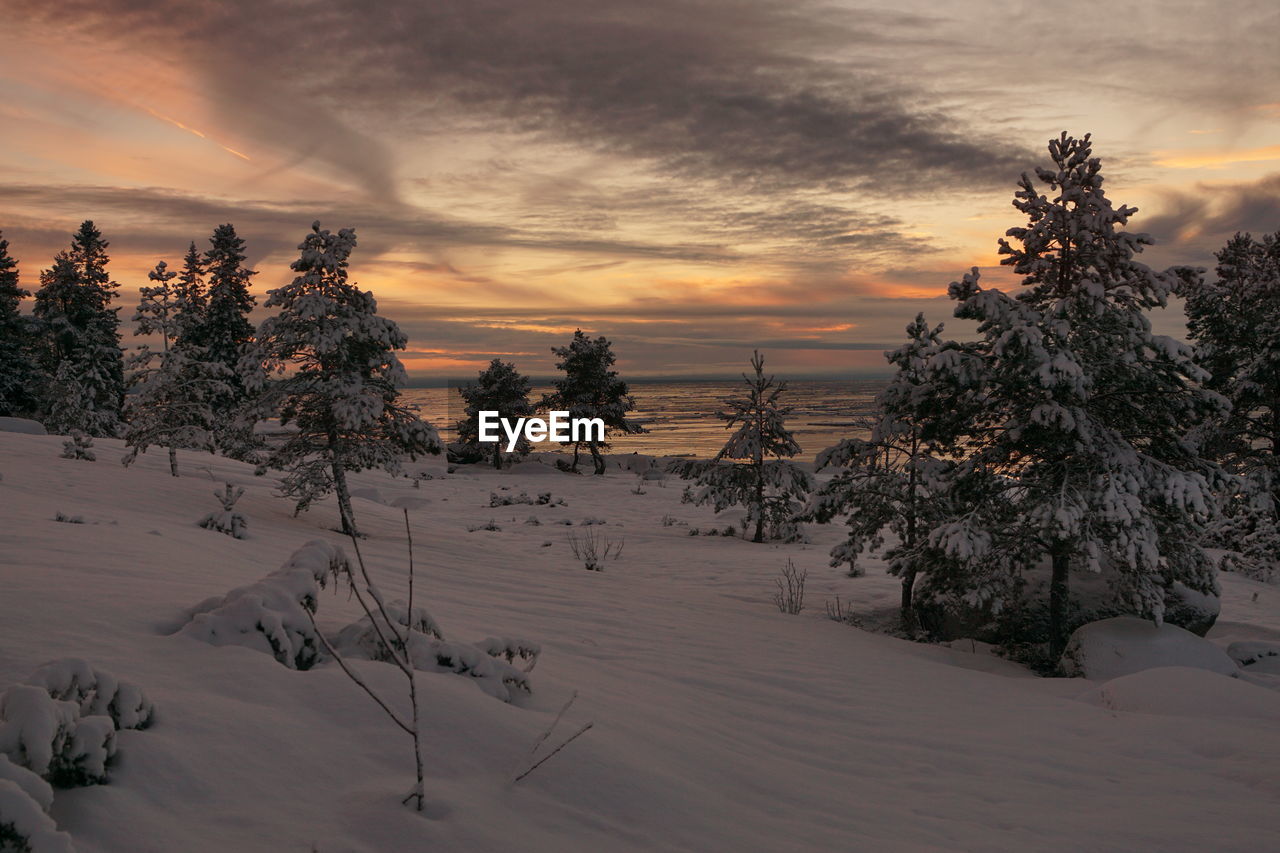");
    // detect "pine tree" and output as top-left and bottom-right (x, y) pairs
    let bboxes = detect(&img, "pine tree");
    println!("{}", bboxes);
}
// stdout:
(172, 241), (207, 348)
(810, 315), (959, 620)
(0, 232), (39, 417)
(673, 351), (813, 543)
(455, 359), (535, 469)
(244, 222), (441, 535)
(31, 223), (125, 436)
(1185, 231), (1280, 580)
(194, 224), (256, 389)
(544, 330), (641, 474)
(122, 261), (233, 476)
(927, 133), (1224, 657)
